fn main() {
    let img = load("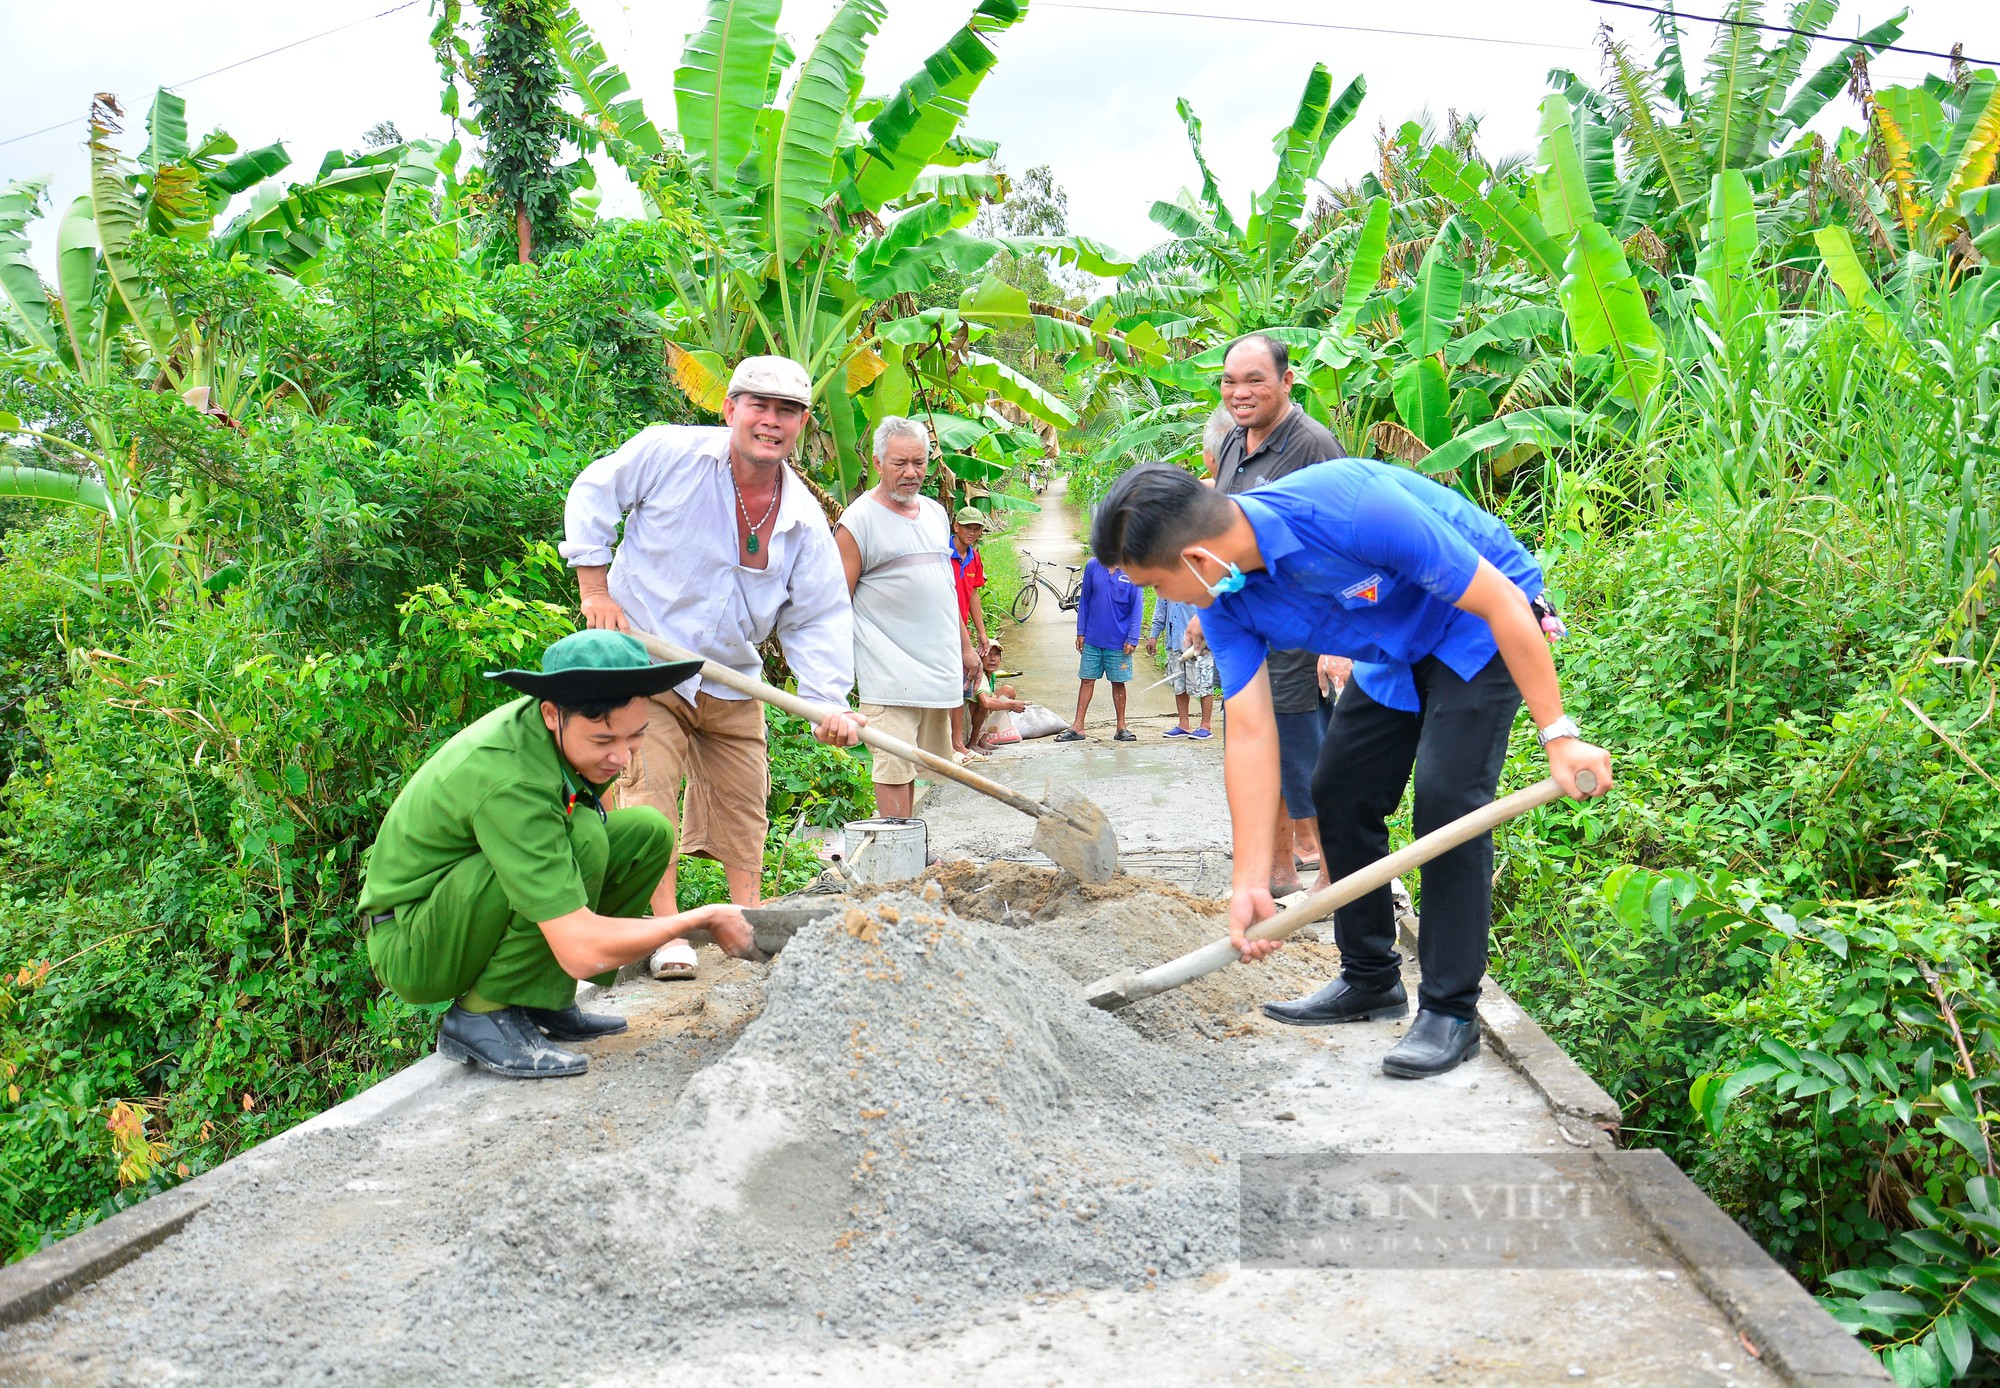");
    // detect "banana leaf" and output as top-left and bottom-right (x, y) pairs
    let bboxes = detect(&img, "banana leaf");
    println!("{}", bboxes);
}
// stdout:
(1558, 222), (1662, 413)
(0, 179), (61, 360)
(89, 109), (177, 361)
(1391, 357), (1451, 449)
(1335, 197), (1391, 337)
(1534, 96), (1597, 240)
(849, 0), (1025, 210)
(141, 89), (190, 170)
(771, 0), (885, 261)
(1418, 405), (1596, 488)
(1399, 238), (1464, 358)
(1421, 147), (1564, 283)
(1174, 97), (1240, 240)
(549, 2), (665, 180)
(674, 0), (782, 190)
(1694, 170), (1757, 332)
(0, 464), (113, 513)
